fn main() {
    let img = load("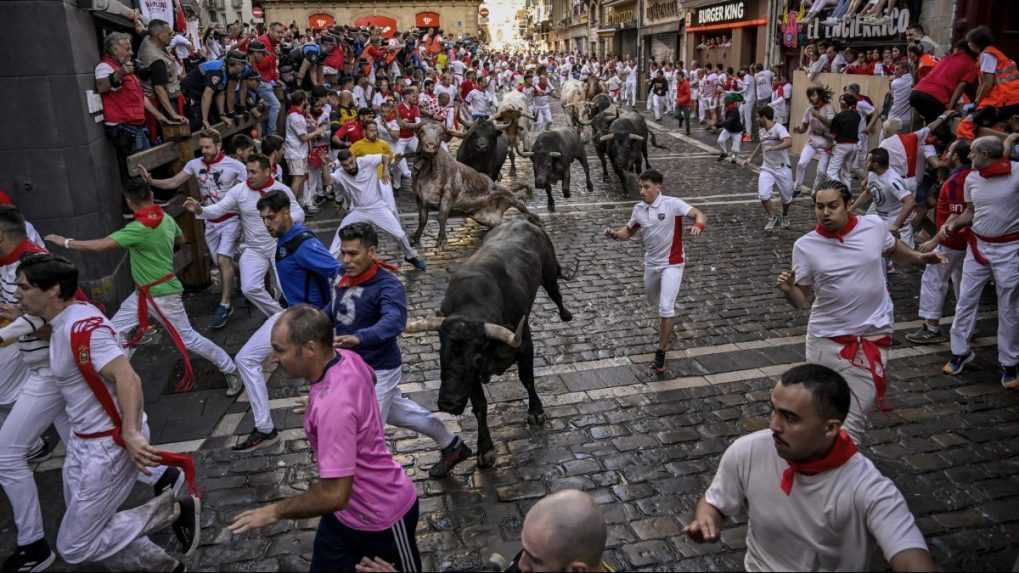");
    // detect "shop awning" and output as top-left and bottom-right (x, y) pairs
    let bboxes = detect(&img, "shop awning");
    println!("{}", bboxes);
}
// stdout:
(352, 15), (398, 37)
(686, 18), (766, 32)
(416, 11), (440, 28)
(308, 13), (335, 29)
